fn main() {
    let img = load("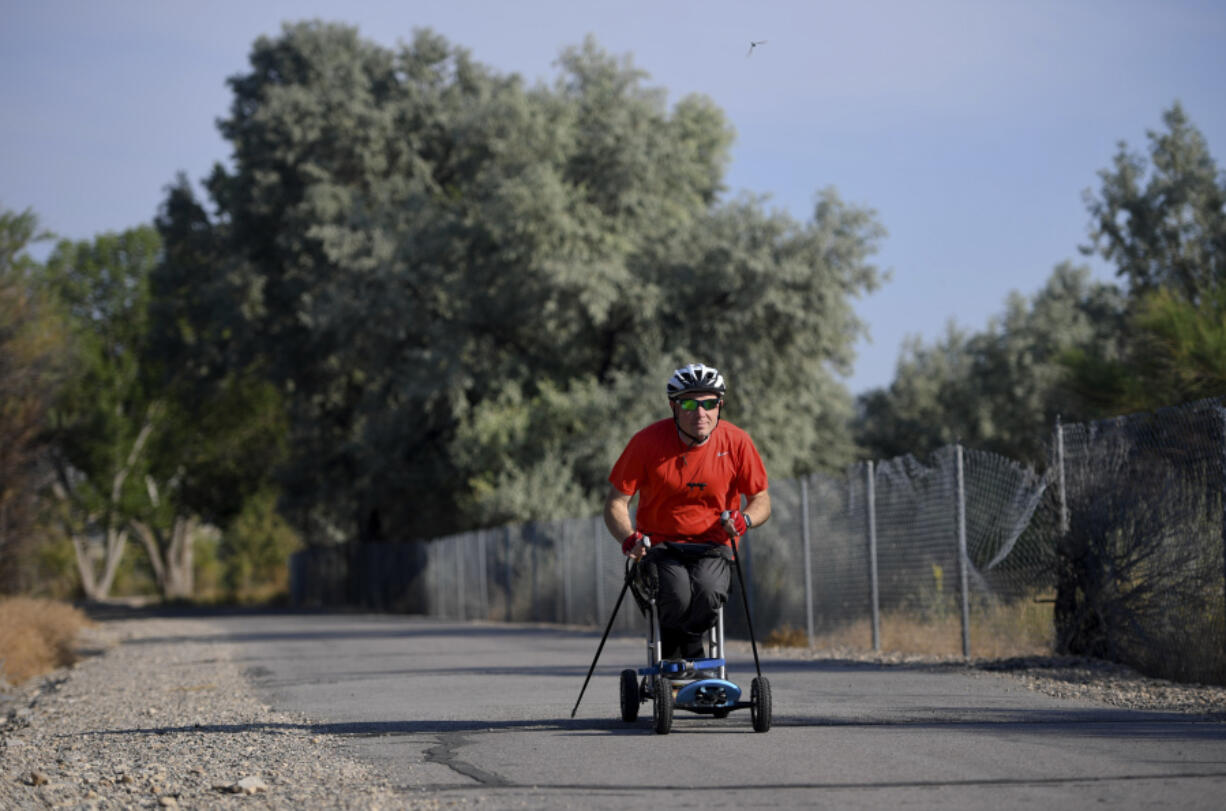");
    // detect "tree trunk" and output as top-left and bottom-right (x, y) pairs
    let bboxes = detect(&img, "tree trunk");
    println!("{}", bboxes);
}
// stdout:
(164, 515), (196, 599)
(53, 412), (157, 601)
(132, 515), (197, 600)
(70, 532), (101, 600)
